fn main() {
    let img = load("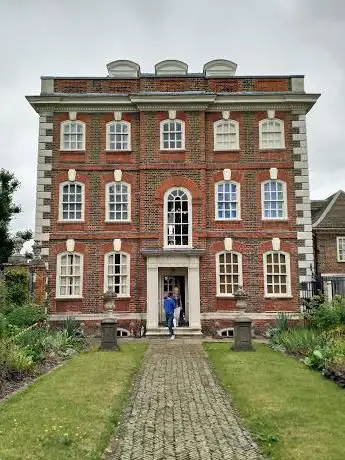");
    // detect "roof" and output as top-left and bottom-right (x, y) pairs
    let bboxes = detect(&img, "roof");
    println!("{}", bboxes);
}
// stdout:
(312, 190), (345, 229)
